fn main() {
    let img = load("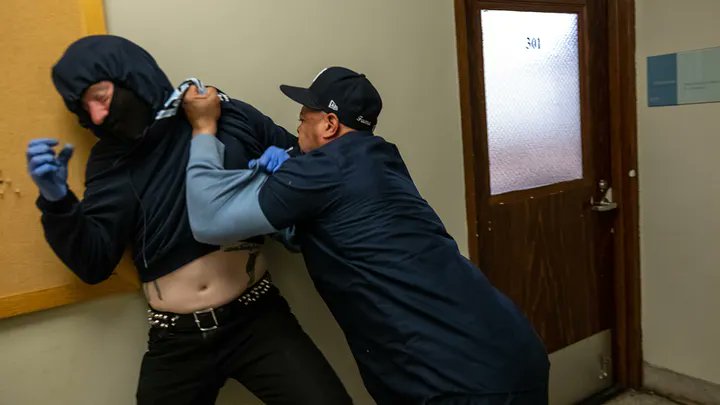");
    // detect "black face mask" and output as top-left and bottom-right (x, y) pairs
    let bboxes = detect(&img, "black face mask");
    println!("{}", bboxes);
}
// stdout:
(100, 86), (154, 141)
